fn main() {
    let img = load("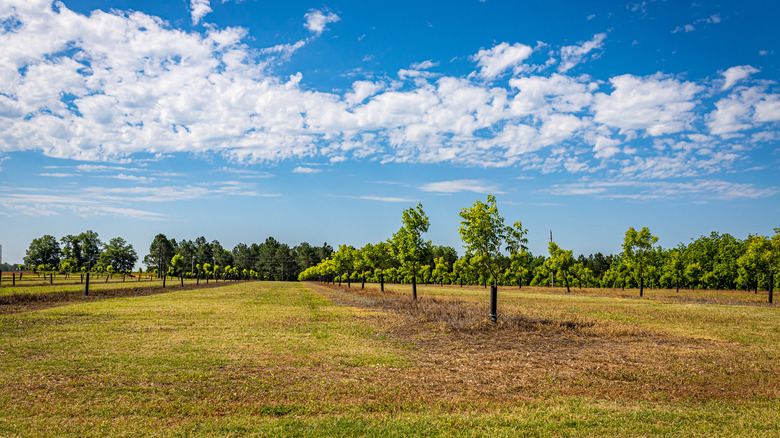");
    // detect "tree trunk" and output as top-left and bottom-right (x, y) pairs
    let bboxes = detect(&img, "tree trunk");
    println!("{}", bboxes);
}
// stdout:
(361, 274), (365, 289)
(490, 280), (498, 323)
(412, 274), (417, 300)
(563, 272), (570, 293)
(162, 274), (166, 288)
(180, 274), (184, 287)
(769, 263), (774, 304)
(380, 273), (384, 292)
(84, 272), (90, 296)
